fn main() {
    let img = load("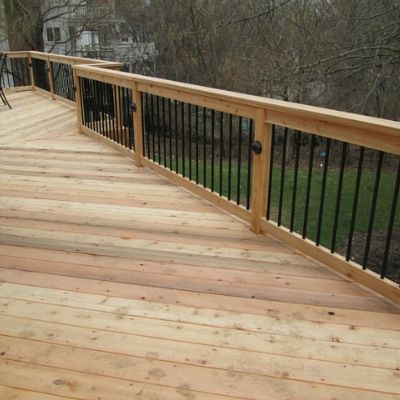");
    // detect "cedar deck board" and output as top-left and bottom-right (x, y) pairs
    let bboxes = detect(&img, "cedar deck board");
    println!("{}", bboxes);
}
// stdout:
(0, 91), (399, 400)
